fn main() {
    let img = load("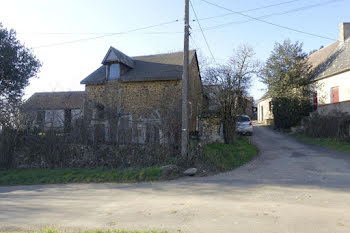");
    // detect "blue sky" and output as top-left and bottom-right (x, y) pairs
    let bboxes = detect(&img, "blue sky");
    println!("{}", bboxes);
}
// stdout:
(0, 0), (349, 100)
